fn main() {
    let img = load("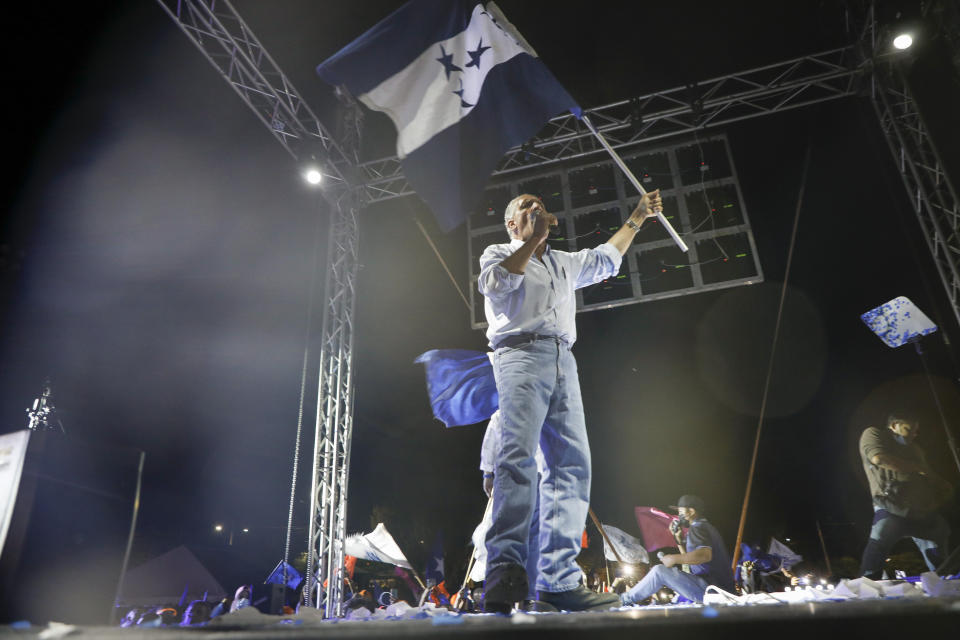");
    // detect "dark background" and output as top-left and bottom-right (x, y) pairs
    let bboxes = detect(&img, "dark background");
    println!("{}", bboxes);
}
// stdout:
(2, 0), (959, 619)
